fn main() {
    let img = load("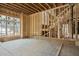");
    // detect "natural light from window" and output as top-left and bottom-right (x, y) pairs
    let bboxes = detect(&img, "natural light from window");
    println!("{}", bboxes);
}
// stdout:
(0, 15), (20, 36)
